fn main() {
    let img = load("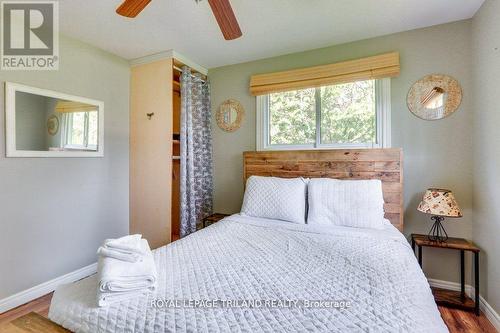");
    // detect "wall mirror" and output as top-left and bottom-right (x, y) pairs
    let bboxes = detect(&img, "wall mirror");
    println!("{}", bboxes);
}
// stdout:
(216, 99), (245, 132)
(5, 82), (104, 157)
(407, 74), (462, 120)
